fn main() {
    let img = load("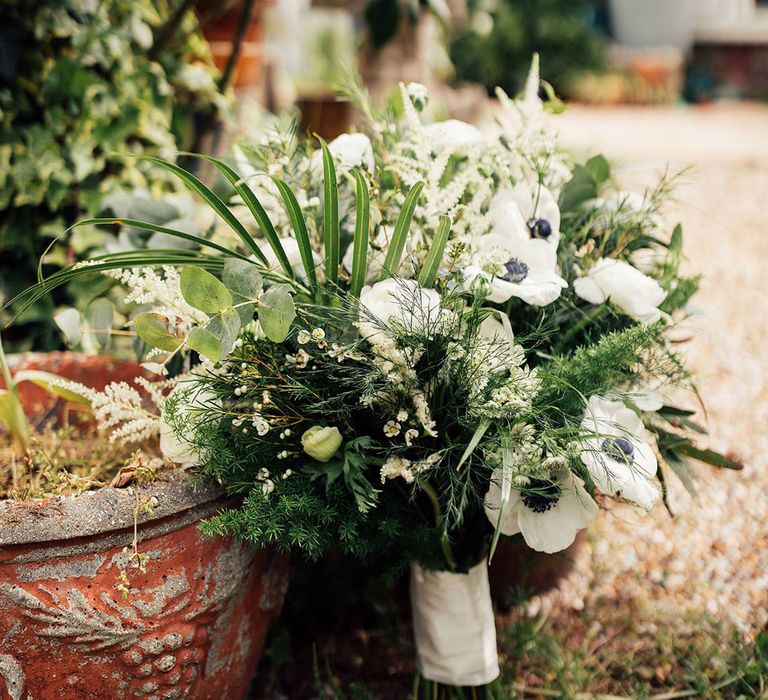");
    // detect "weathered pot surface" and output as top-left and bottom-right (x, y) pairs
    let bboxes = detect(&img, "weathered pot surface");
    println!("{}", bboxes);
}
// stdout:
(0, 470), (288, 700)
